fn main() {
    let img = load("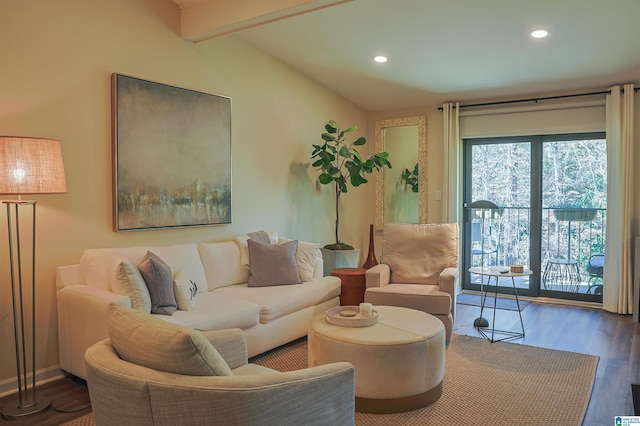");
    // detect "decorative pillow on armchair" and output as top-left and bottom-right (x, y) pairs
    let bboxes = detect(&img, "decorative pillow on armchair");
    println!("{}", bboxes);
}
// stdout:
(247, 239), (302, 287)
(108, 306), (232, 376)
(383, 222), (459, 285)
